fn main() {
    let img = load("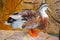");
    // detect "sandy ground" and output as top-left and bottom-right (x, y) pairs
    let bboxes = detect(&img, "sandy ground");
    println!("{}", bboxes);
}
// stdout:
(0, 30), (59, 40)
